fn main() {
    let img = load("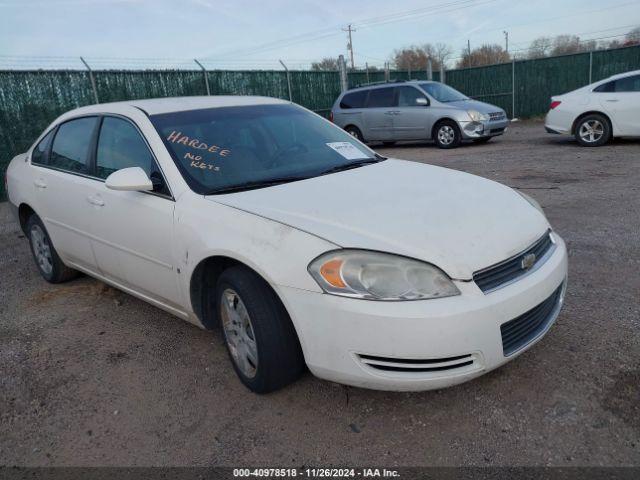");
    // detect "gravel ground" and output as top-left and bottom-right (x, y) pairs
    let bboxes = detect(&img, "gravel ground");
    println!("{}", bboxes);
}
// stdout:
(0, 120), (638, 467)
